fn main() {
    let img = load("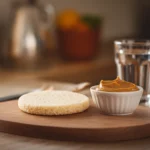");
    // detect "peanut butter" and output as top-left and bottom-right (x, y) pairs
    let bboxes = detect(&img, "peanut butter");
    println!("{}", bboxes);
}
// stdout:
(98, 77), (139, 92)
